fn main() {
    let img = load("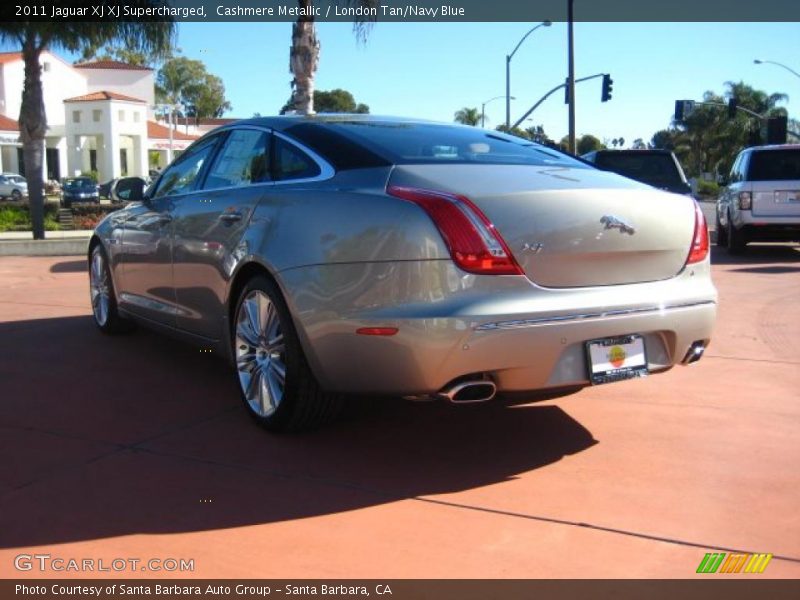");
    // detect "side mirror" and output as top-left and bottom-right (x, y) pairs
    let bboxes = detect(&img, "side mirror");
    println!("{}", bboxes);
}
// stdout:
(115, 177), (146, 202)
